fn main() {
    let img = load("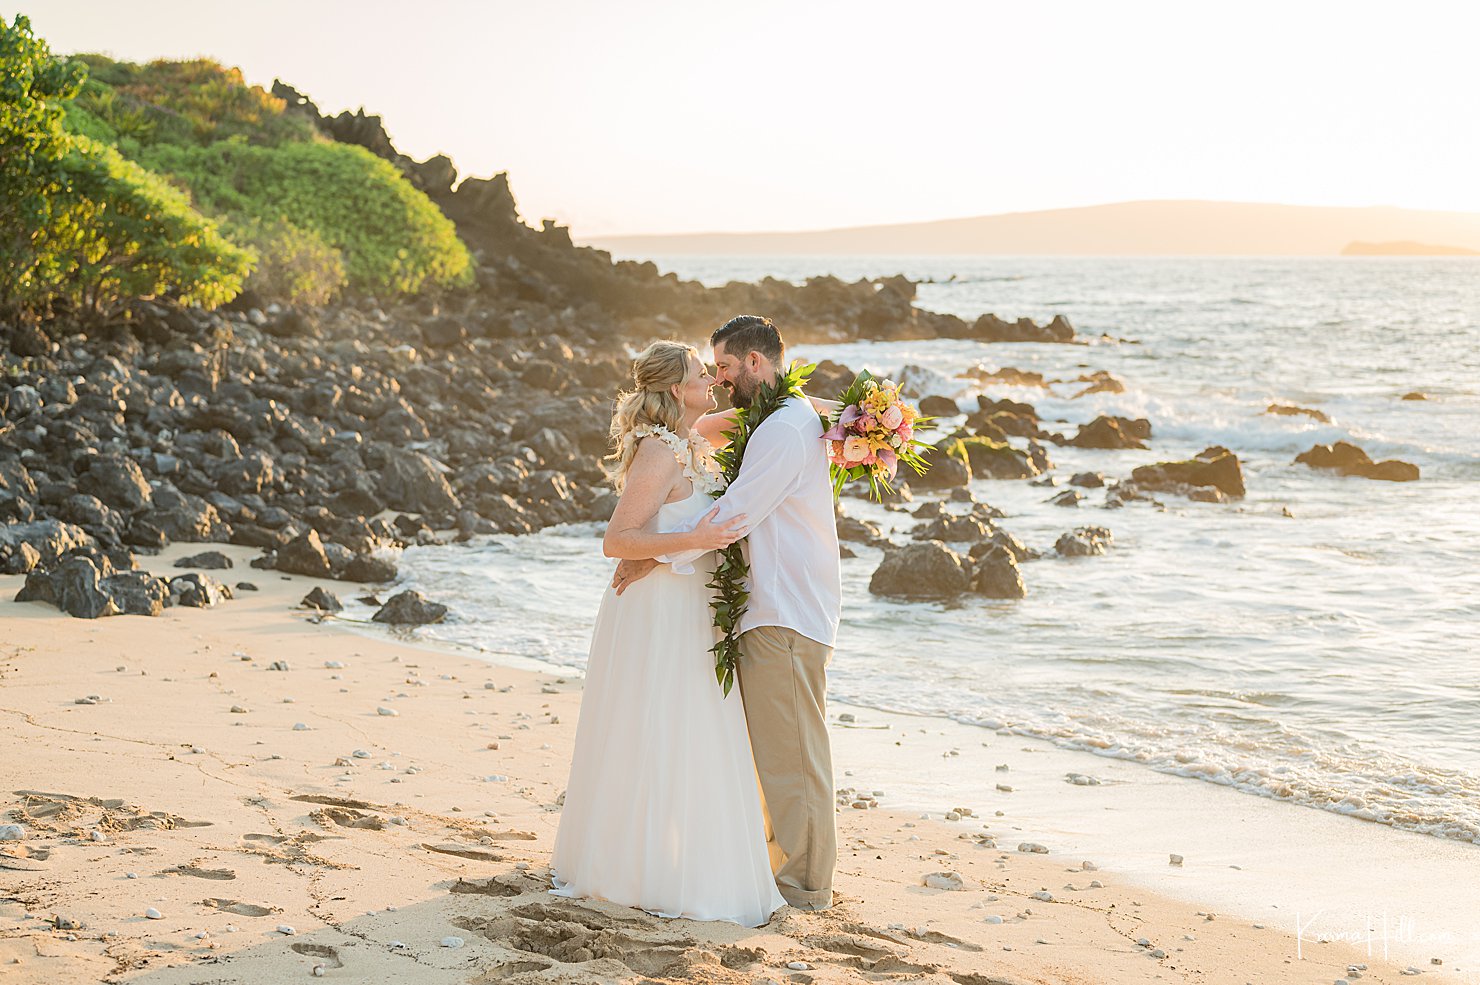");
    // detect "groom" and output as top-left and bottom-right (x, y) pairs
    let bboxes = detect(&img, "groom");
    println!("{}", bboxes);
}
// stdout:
(612, 314), (842, 911)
